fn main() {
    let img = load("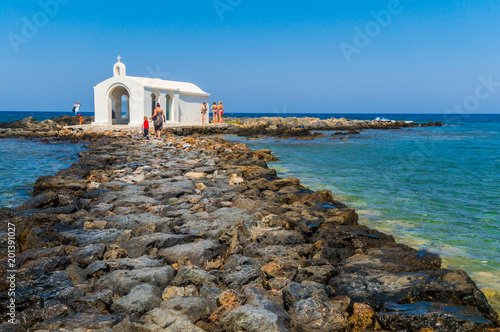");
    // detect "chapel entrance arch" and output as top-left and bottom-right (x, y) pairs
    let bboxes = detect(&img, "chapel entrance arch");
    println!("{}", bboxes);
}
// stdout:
(109, 85), (130, 125)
